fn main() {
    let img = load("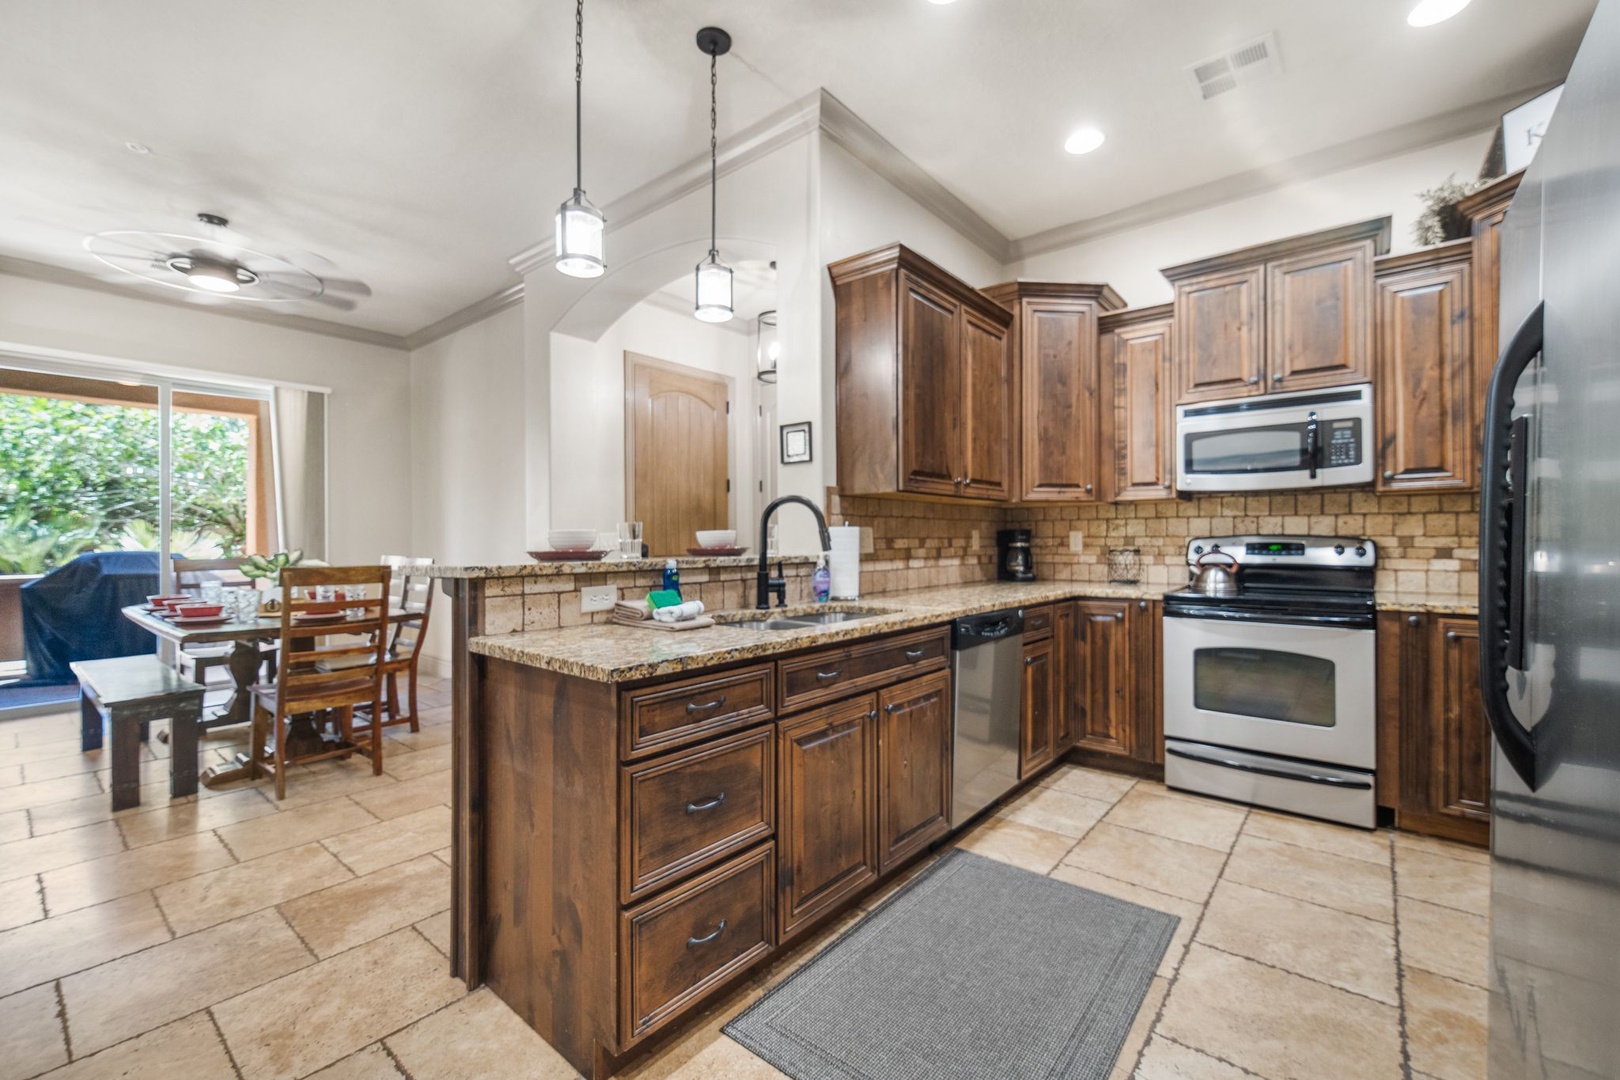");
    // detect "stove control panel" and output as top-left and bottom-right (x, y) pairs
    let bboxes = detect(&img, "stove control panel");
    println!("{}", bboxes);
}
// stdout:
(1186, 535), (1376, 569)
